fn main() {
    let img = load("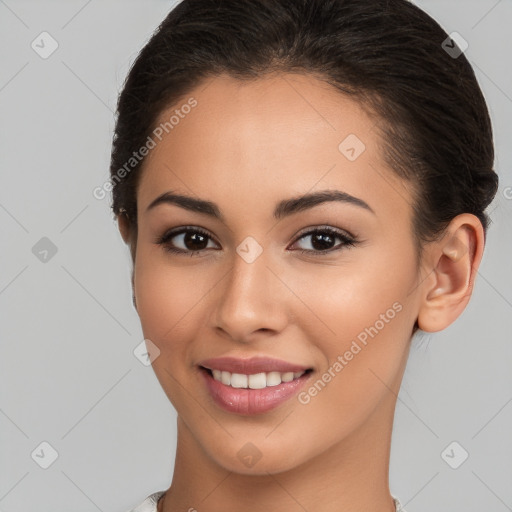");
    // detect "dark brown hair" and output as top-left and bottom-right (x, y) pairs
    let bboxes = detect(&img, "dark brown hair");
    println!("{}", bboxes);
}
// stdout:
(109, 0), (499, 262)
